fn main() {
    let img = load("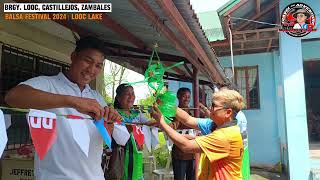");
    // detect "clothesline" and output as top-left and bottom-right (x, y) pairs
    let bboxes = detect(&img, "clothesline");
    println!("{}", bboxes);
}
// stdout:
(0, 106), (201, 114)
(0, 106), (205, 127)
(0, 106), (156, 126)
(230, 16), (281, 27)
